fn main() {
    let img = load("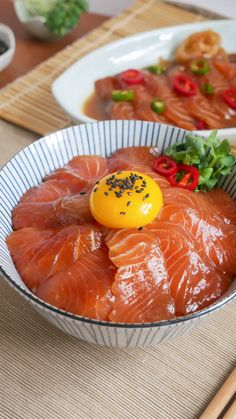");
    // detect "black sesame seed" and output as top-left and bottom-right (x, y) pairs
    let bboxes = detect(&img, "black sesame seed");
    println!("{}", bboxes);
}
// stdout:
(79, 191), (86, 195)
(143, 193), (150, 201)
(127, 201), (131, 206)
(140, 188), (144, 192)
(94, 187), (98, 192)
(104, 192), (109, 196)
(138, 226), (143, 231)
(120, 211), (126, 215)
(139, 176), (143, 180)
(95, 181), (100, 184)
(117, 171), (122, 174)
(124, 180), (132, 189)
(127, 192), (132, 196)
